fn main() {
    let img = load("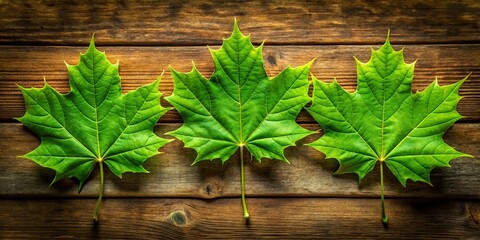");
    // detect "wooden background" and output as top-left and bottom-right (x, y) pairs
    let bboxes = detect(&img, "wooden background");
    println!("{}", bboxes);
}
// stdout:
(0, 0), (479, 239)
